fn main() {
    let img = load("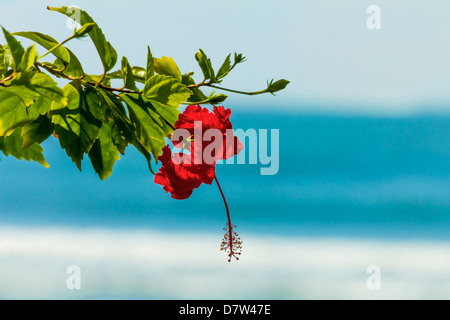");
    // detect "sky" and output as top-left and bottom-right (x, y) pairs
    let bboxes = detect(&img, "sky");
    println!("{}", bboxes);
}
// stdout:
(2, 0), (450, 114)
